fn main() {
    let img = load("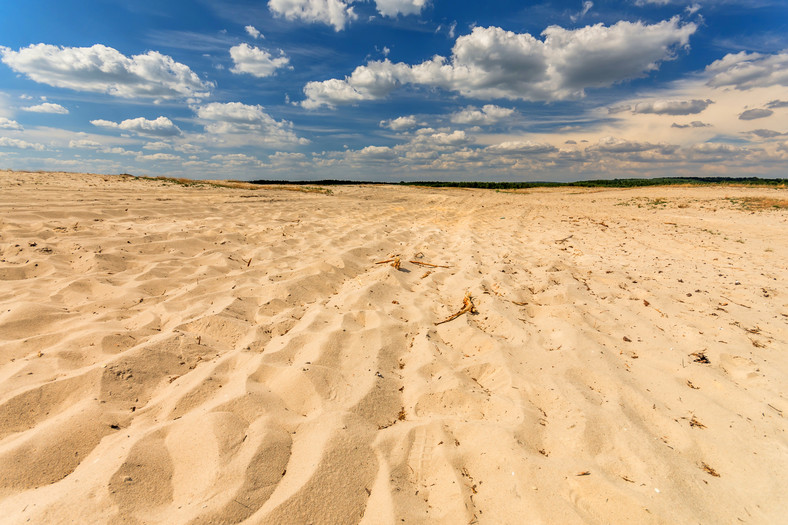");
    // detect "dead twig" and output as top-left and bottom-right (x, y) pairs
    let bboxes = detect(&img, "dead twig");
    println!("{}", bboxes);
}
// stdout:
(435, 292), (477, 325)
(720, 295), (751, 309)
(375, 256), (401, 270)
(554, 234), (573, 244)
(410, 260), (451, 268)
